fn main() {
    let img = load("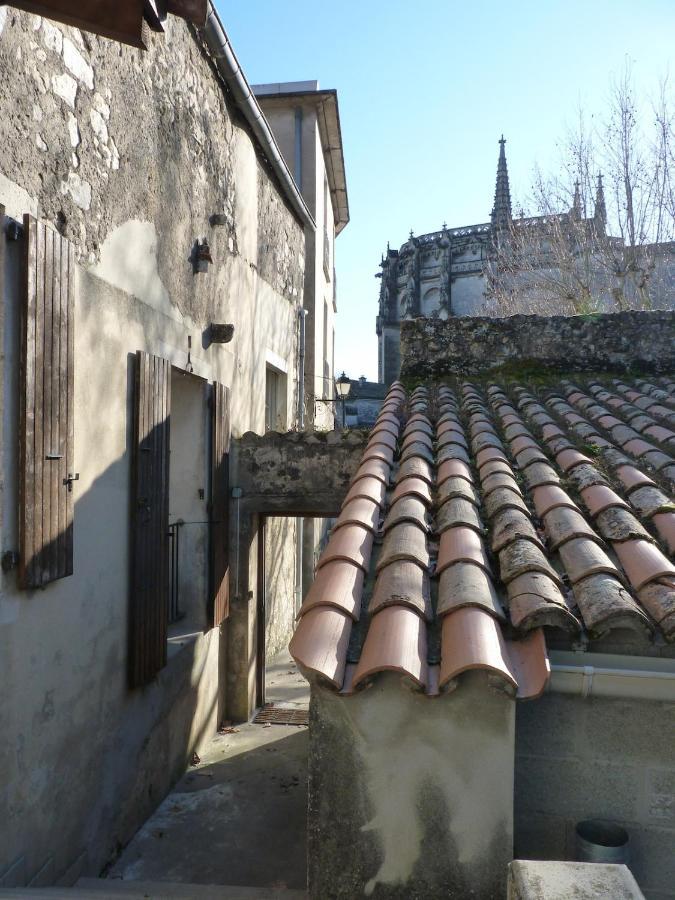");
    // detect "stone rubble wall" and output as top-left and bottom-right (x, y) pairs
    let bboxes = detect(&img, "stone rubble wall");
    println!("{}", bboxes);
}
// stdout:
(400, 311), (675, 379)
